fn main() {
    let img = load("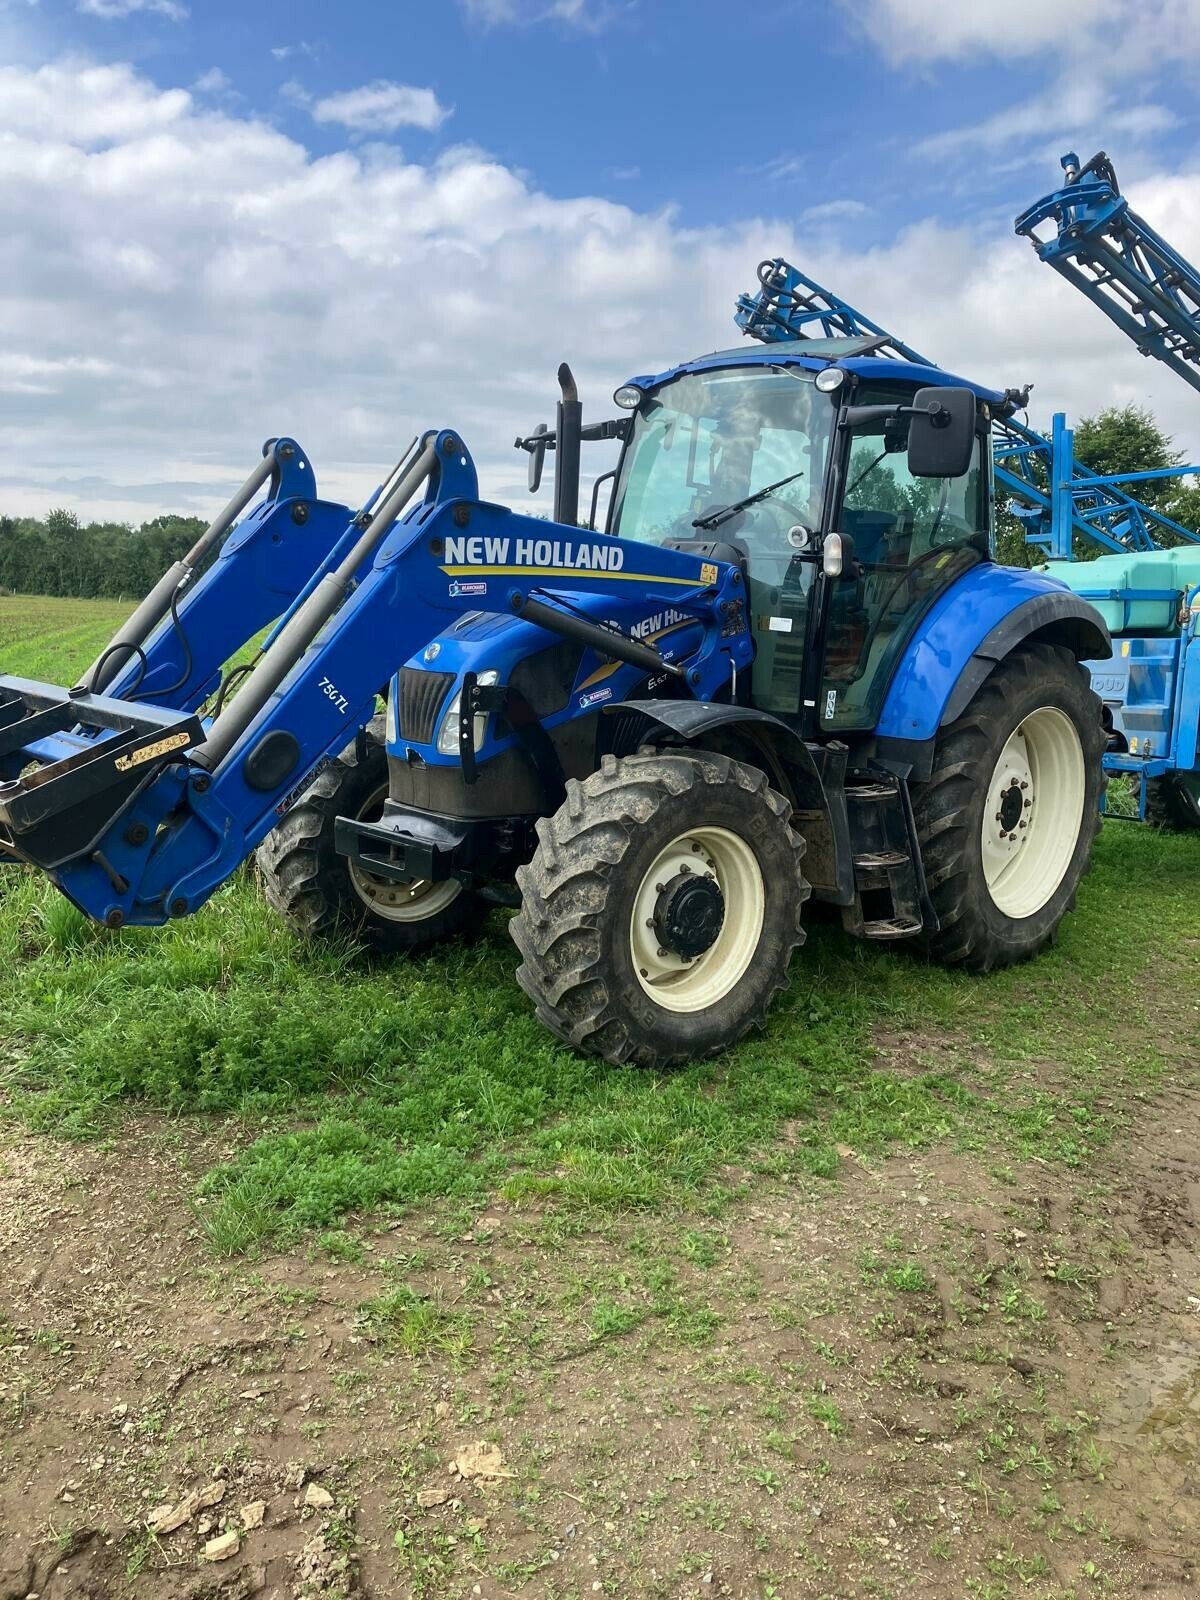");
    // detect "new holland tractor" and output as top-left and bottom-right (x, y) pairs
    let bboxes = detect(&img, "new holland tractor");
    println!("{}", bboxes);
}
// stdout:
(0, 299), (1111, 1066)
